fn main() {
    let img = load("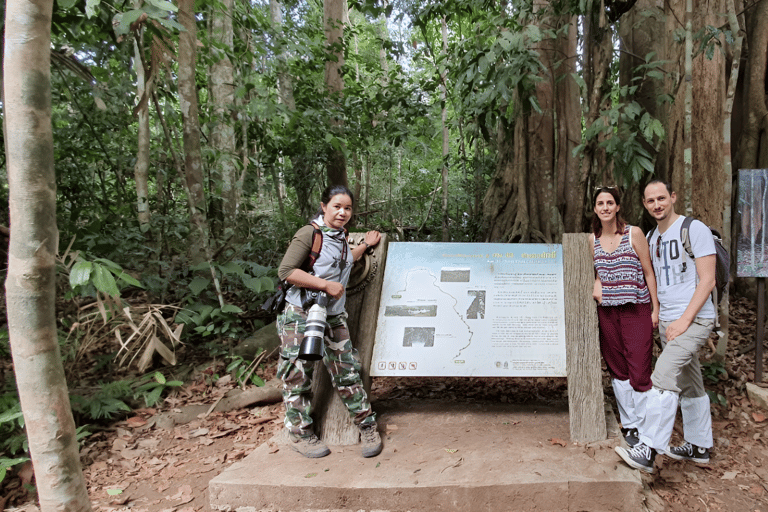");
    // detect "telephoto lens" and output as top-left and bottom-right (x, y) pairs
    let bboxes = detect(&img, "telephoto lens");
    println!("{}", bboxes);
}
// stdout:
(298, 291), (330, 361)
